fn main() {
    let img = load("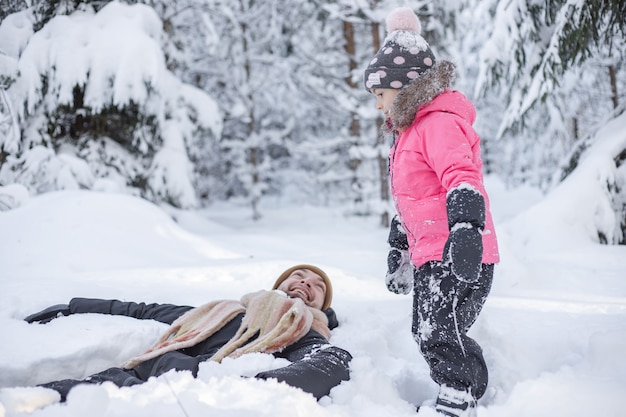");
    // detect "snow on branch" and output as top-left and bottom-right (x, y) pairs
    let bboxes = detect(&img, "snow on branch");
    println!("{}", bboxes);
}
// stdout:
(0, 2), (222, 209)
